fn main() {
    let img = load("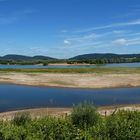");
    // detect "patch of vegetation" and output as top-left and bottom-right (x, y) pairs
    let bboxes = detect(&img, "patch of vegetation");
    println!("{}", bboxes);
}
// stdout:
(0, 67), (140, 74)
(0, 104), (140, 139)
(71, 103), (100, 129)
(12, 112), (31, 126)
